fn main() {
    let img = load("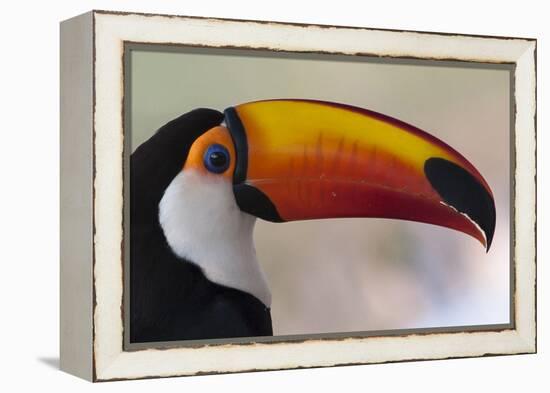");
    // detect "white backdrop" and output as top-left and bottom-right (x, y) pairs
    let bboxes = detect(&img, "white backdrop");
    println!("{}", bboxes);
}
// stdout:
(0, 0), (546, 391)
